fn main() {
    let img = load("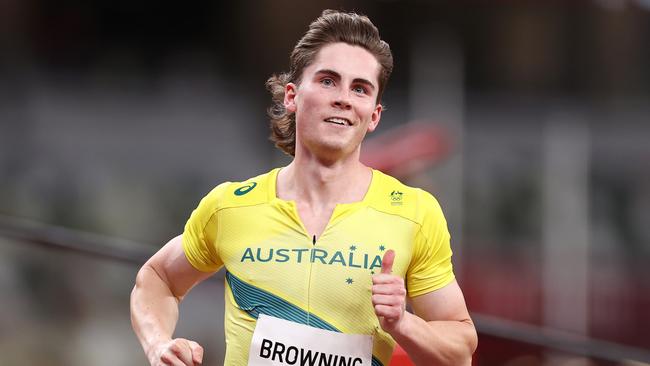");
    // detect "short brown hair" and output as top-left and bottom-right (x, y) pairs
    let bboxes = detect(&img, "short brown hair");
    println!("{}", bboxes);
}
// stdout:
(266, 9), (393, 156)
